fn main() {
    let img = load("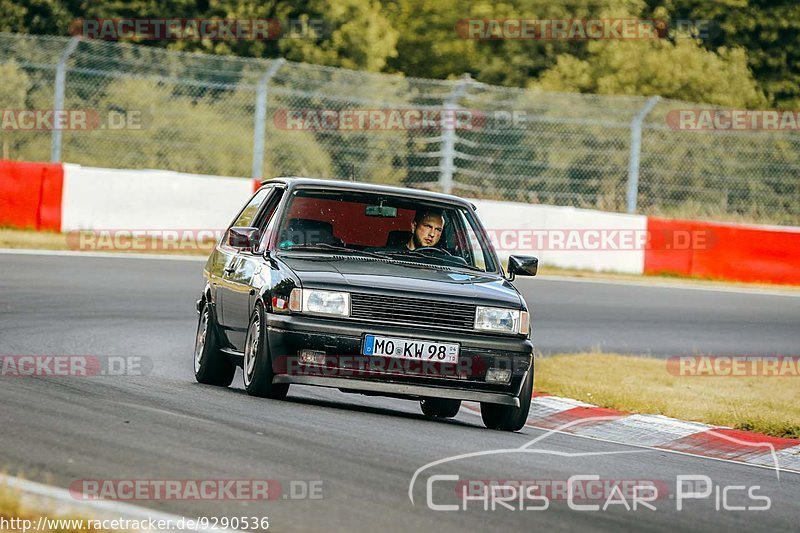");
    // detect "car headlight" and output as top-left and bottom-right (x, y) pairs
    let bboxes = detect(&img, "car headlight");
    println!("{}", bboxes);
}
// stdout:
(289, 288), (350, 317)
(474, 306), (527, 334)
